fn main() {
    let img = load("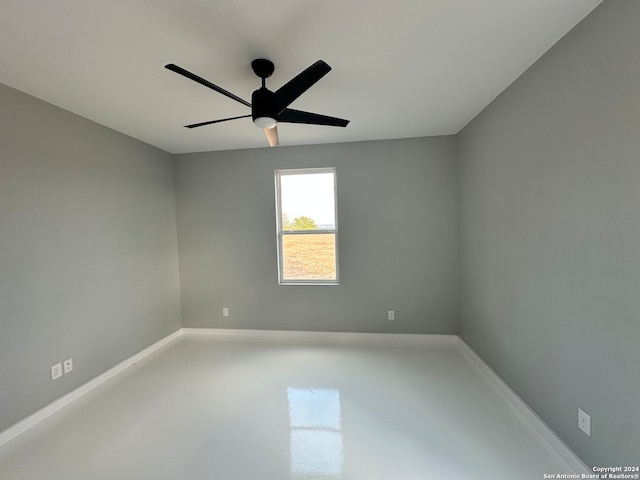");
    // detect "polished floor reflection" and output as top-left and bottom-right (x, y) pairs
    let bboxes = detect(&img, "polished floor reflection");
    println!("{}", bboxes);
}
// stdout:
(288, 387), (343, 478)
(0, 335), (578, 479)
